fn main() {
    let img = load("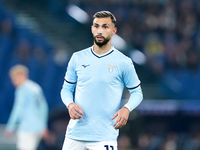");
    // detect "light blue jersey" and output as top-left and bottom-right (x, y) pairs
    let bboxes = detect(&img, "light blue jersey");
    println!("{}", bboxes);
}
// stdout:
(6, 80), (48, 133)
(61, 46), (143, 142)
